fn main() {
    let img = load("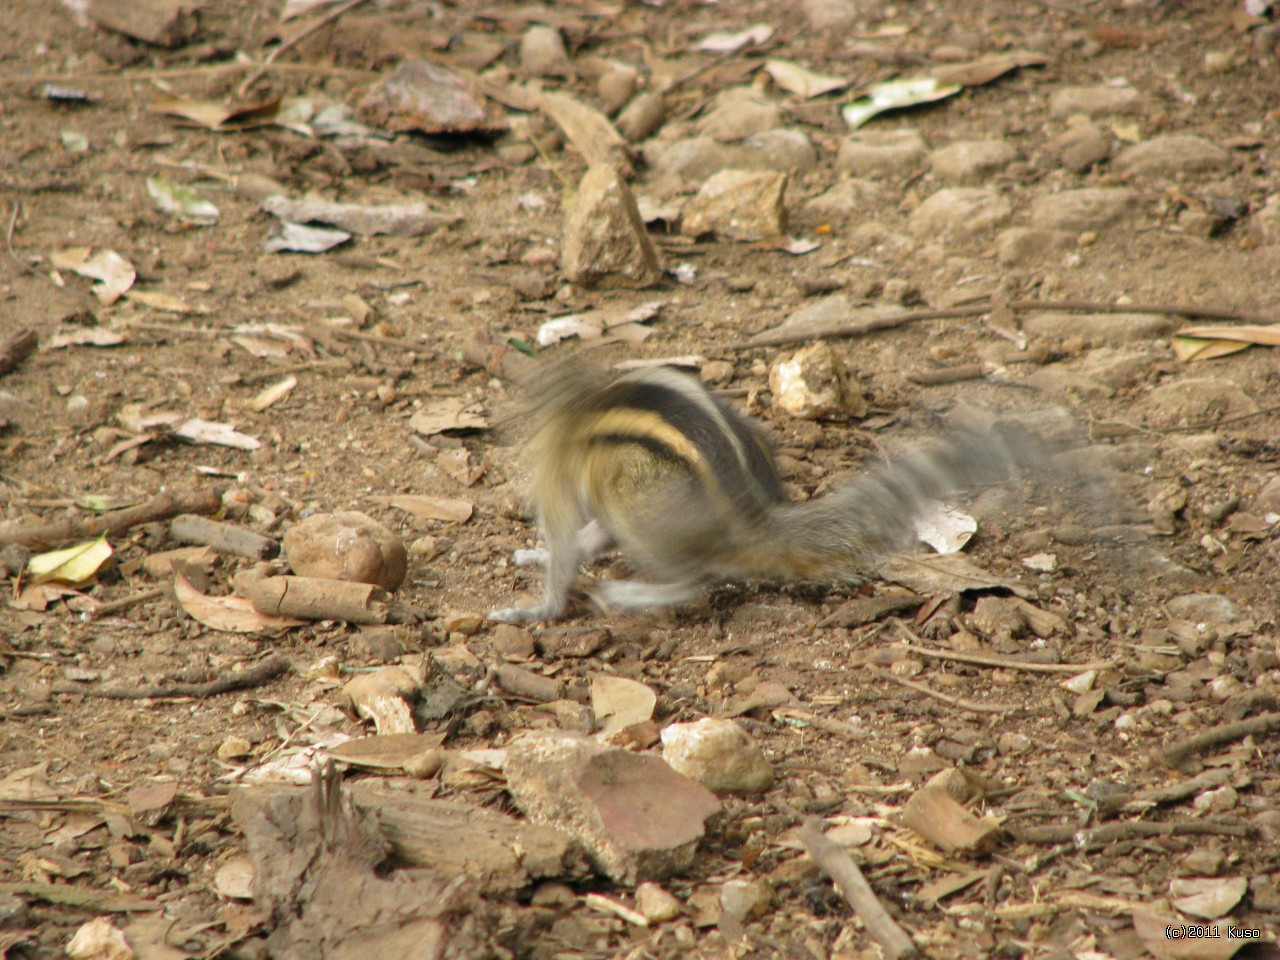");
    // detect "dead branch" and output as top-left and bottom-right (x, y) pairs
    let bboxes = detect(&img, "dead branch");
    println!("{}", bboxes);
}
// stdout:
(799, 818), (919, 959)
(1155, 711), (1280, 766)
(0, 488), (223, 548)
(51, 655), (289, 700)
(85, 586), (166, 620)
(727, 297), (1274, 352)
(169, 514), (279, 559)
(1009, 817), (1253, 847)
(895, 640), (1119, 675)
(868, 666), (1021, 715)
